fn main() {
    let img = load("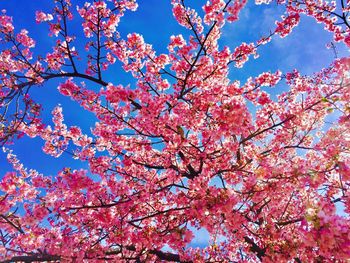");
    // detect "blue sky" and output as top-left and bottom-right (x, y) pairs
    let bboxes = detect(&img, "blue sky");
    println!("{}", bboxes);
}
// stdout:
(0, 0), (348, 248)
